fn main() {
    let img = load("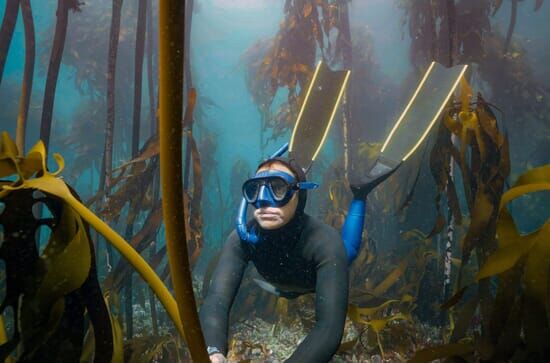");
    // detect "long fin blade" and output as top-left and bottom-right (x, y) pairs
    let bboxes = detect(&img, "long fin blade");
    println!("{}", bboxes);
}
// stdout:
(381, 62), (468, 162)
(289, 62), (351, 171)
